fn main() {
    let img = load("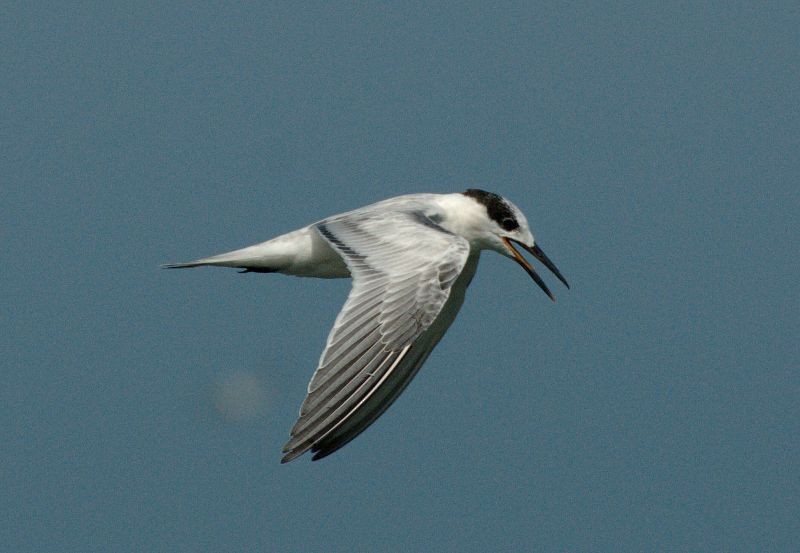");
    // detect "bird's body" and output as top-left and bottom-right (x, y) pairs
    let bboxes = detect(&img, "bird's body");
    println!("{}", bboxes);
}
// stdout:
(165, 190), (568, 462)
